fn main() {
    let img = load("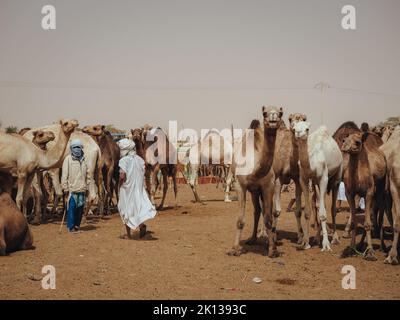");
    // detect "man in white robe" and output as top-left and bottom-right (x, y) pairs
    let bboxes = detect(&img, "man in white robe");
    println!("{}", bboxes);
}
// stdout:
(117, 138), (156, 239)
